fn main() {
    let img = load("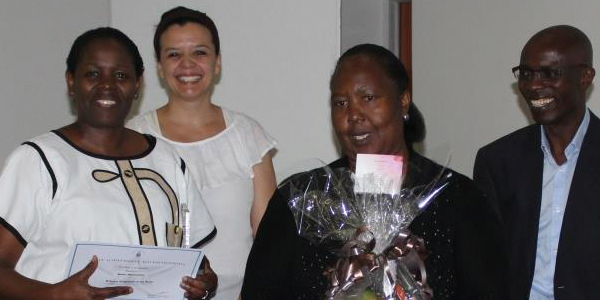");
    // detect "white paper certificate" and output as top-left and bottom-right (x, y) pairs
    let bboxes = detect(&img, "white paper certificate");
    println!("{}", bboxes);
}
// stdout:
(66, 243), (204, 300)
